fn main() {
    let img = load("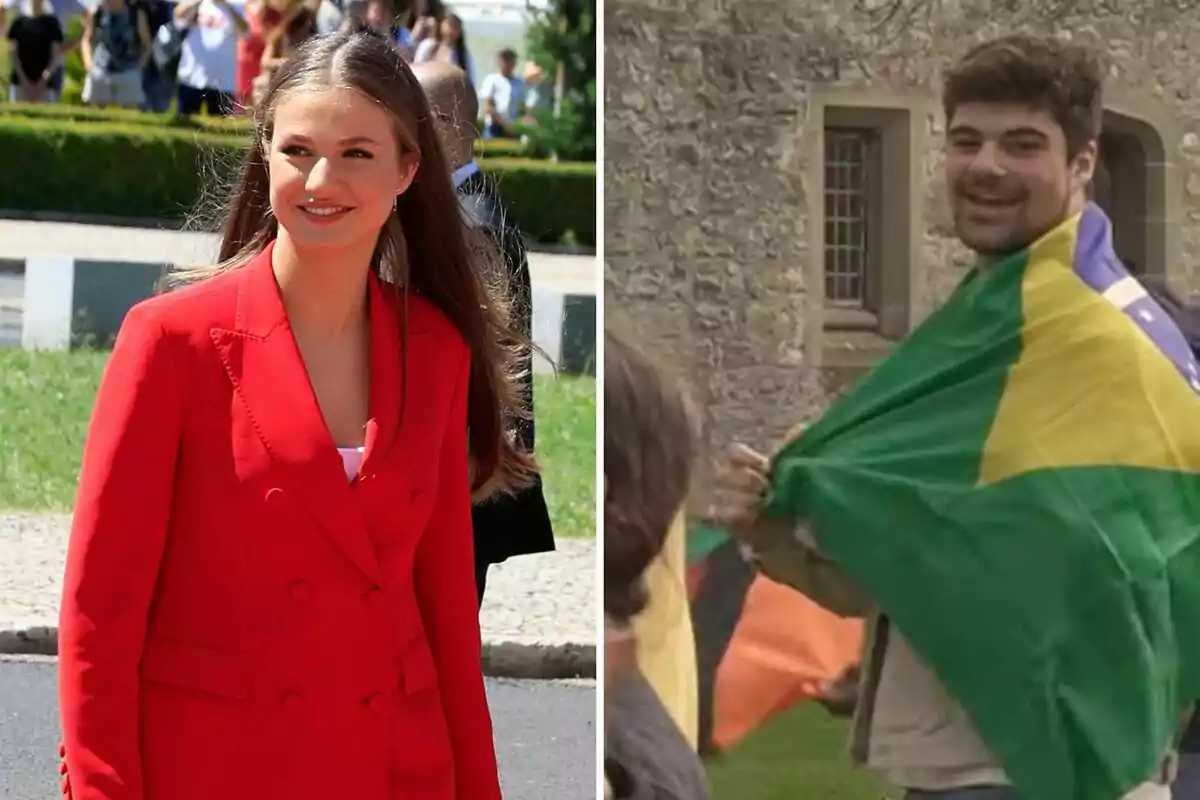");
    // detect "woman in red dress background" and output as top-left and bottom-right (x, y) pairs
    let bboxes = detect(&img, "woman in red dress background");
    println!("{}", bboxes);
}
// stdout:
(57, 31), (532, 800)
